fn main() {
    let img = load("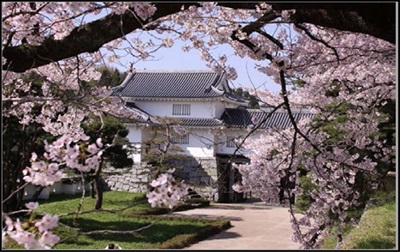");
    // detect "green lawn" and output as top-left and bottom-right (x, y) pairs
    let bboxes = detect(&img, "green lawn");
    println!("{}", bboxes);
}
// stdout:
(321, 190), (396, 249)
(340, 191), (397, 249)
(4, 191), (230, 249)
